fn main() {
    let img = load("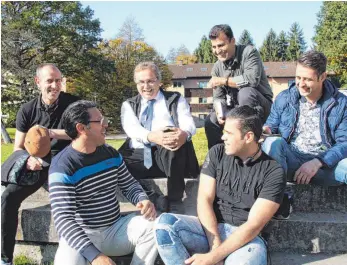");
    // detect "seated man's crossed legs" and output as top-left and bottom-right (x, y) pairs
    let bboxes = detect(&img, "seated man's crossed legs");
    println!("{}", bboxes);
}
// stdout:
(155, 213), (267, 265)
